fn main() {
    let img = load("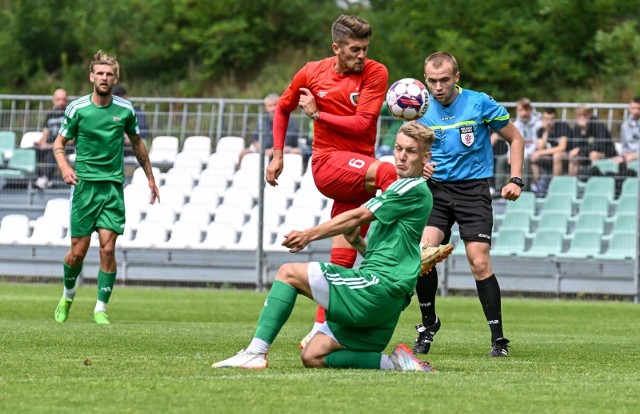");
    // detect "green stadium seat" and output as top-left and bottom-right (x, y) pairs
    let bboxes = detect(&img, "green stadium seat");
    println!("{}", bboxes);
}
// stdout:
(572, 213), (606, 236)
(547, 176), (578, 199)
(535, 212), (569, 234)
(591, 159), (619, 175)
(0, 130), (17, 161)
(597, 232), (637, 260)
(615, 195), (637, 215)
(497, 211), (531, 234)
(0, 148), (36, 180)
(491, 229), (527, 256)
(579, 195), (610, 216)
(618, 177), (637, 199)
(520, 229), (565, 258)
(556, 230), (602, 259)
(502, 191), (537, 216)
(539, 194), (574, 216)
(581, 176), (616, 202)
(609, 213), (637, 235)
